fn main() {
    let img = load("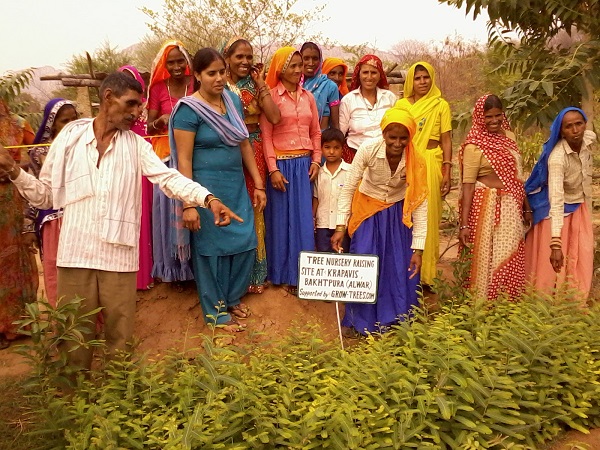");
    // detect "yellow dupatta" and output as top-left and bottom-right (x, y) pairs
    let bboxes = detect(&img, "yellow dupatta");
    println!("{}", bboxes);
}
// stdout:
(396, 61), (443, 152)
